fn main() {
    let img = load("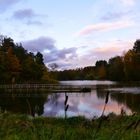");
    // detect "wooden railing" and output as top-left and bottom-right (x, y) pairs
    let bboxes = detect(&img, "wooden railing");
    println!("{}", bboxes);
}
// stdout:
(0, 84), (95, 92)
